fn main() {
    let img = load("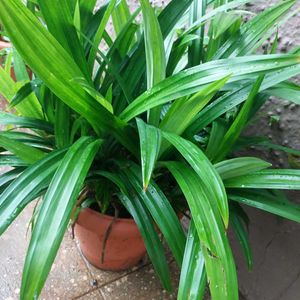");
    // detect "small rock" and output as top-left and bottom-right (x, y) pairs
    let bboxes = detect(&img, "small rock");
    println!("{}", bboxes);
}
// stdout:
(283, 140), (289, 145)
(90, 279), (98, 287)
